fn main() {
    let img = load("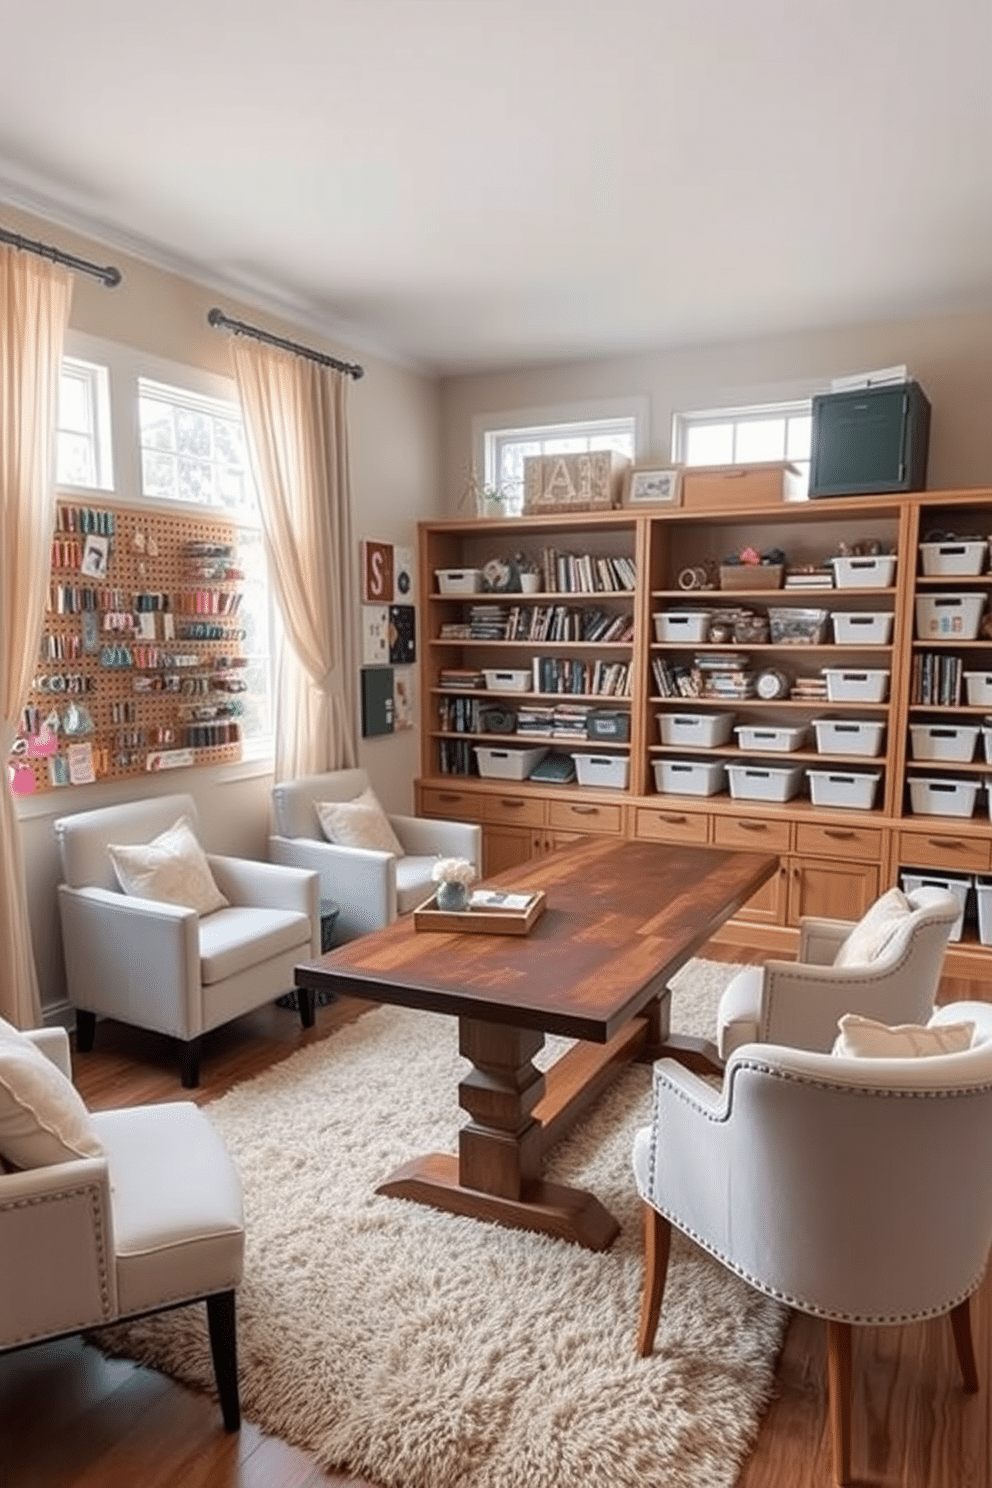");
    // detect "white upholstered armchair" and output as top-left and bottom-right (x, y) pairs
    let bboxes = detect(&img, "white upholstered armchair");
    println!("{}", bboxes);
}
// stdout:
(269, 768), (482, 942)
(55, 792), (320, 1087)
(633, 1002), (992, 1485)
(716, 885), (961, 1059)
(0, 1023), (244, 1431)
